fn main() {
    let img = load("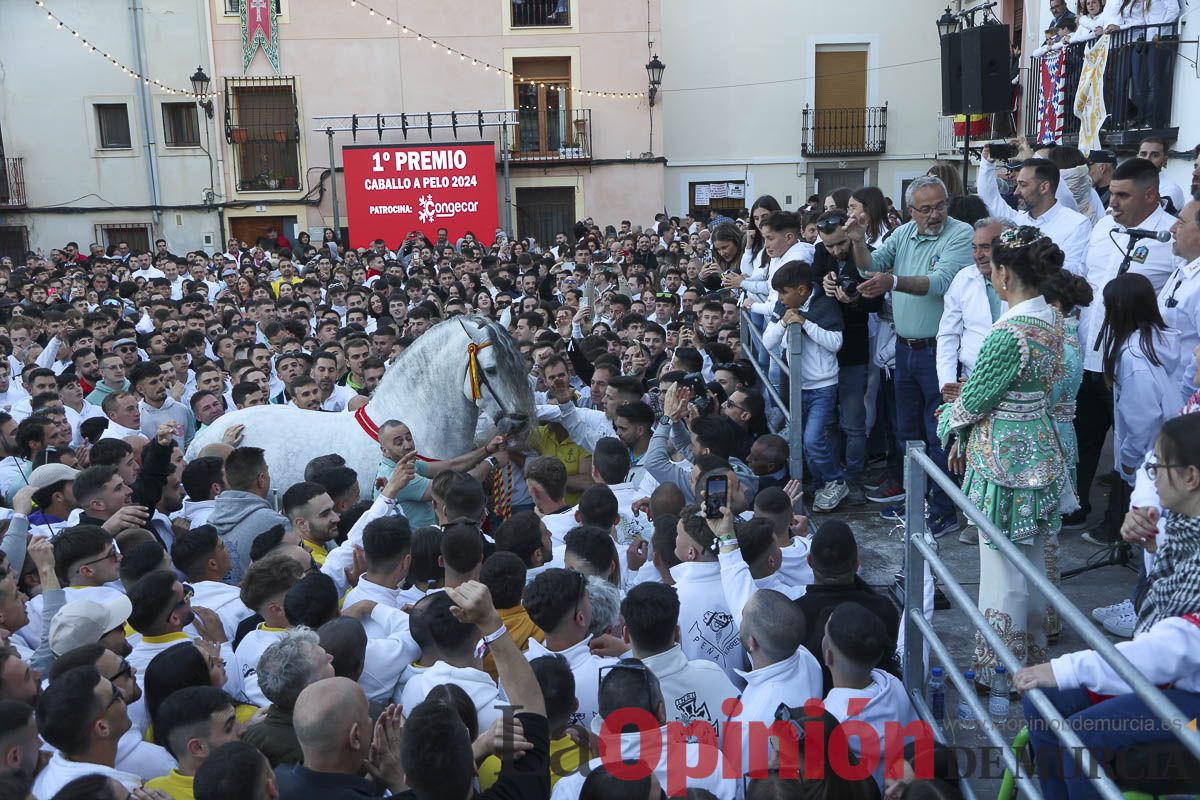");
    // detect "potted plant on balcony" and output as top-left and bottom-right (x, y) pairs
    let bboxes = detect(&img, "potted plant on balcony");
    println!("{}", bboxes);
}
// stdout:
(231, 127), (249, 143)
(273, 130), (287, 143)
(281, 176), (298, 190)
